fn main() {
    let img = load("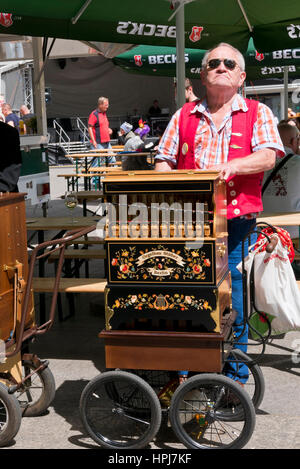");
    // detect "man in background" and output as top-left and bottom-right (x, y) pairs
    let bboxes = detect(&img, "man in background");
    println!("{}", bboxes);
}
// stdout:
(262, 122), (300, 239)
(148, 99), (161, 117)
(185, 78), (198, 102)
(2, 103), (19, 131)
(88, 96), (115, 166)
(0, 120), (22, 192)
(20, 104), (37, 134)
